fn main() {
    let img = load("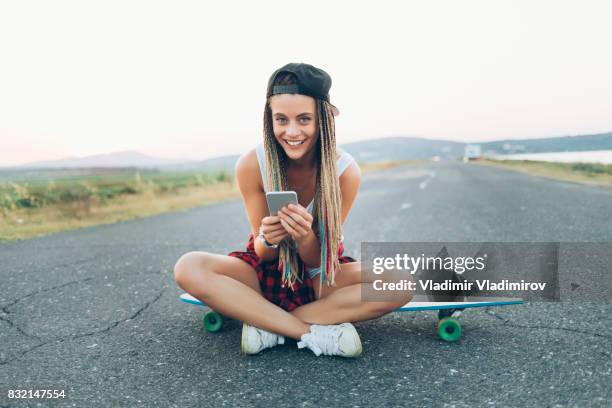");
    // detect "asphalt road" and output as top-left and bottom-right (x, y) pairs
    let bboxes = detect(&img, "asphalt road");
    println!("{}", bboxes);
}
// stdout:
(1, 161), (611, 407)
